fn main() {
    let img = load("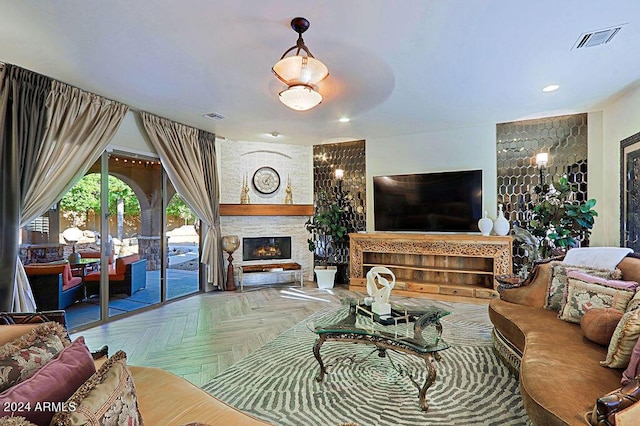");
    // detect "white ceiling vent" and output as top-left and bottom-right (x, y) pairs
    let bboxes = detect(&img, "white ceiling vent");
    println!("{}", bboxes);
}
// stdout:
(573, 25), (625, 50)
(203, 112), (226, 120)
